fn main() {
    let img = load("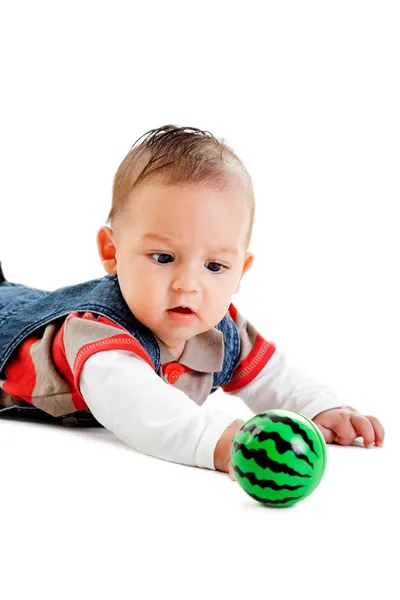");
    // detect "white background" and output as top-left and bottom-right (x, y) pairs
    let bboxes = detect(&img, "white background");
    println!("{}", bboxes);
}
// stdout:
(0, 1), (399, 599)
